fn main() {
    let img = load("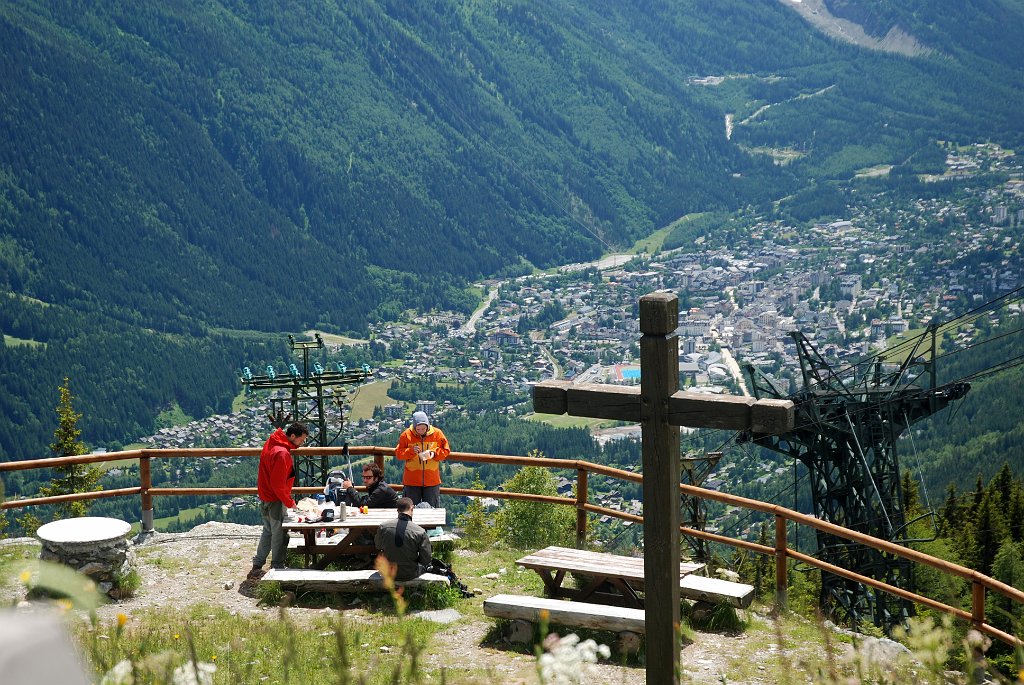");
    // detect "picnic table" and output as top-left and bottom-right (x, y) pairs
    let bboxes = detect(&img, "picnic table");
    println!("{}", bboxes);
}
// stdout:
(516, 545), (754, 609)
(283, 506), (447, 570)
